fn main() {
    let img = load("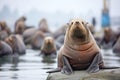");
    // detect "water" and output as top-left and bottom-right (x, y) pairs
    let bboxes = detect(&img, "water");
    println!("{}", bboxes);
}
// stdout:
(0, 49), (57, 80)
(101, 49), (120, 67)
(0, 49), (120, 80)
